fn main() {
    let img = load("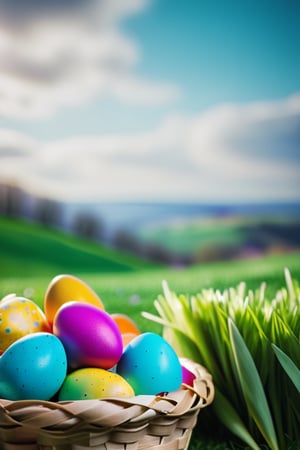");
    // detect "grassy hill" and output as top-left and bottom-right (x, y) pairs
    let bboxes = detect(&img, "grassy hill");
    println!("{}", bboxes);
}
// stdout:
(0, 217), (155, 278)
